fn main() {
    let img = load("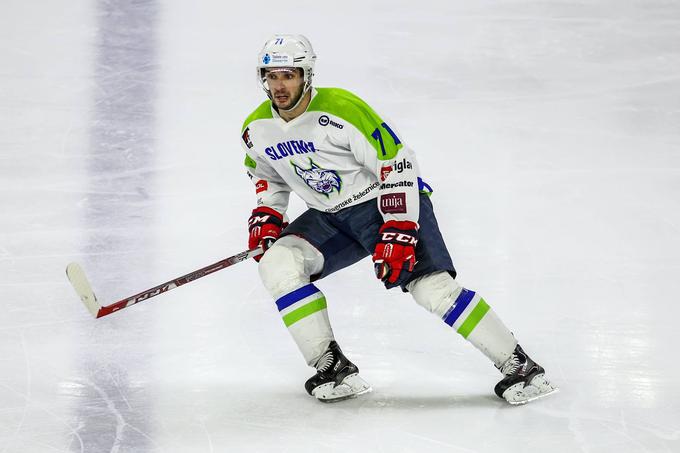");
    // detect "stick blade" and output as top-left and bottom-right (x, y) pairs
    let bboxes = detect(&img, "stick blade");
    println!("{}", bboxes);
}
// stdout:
(66, 262), (101, 318)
